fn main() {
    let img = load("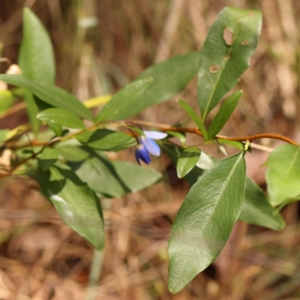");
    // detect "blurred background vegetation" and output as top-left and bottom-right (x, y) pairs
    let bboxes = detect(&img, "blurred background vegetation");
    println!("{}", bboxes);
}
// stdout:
(0, 0), (300, 299)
